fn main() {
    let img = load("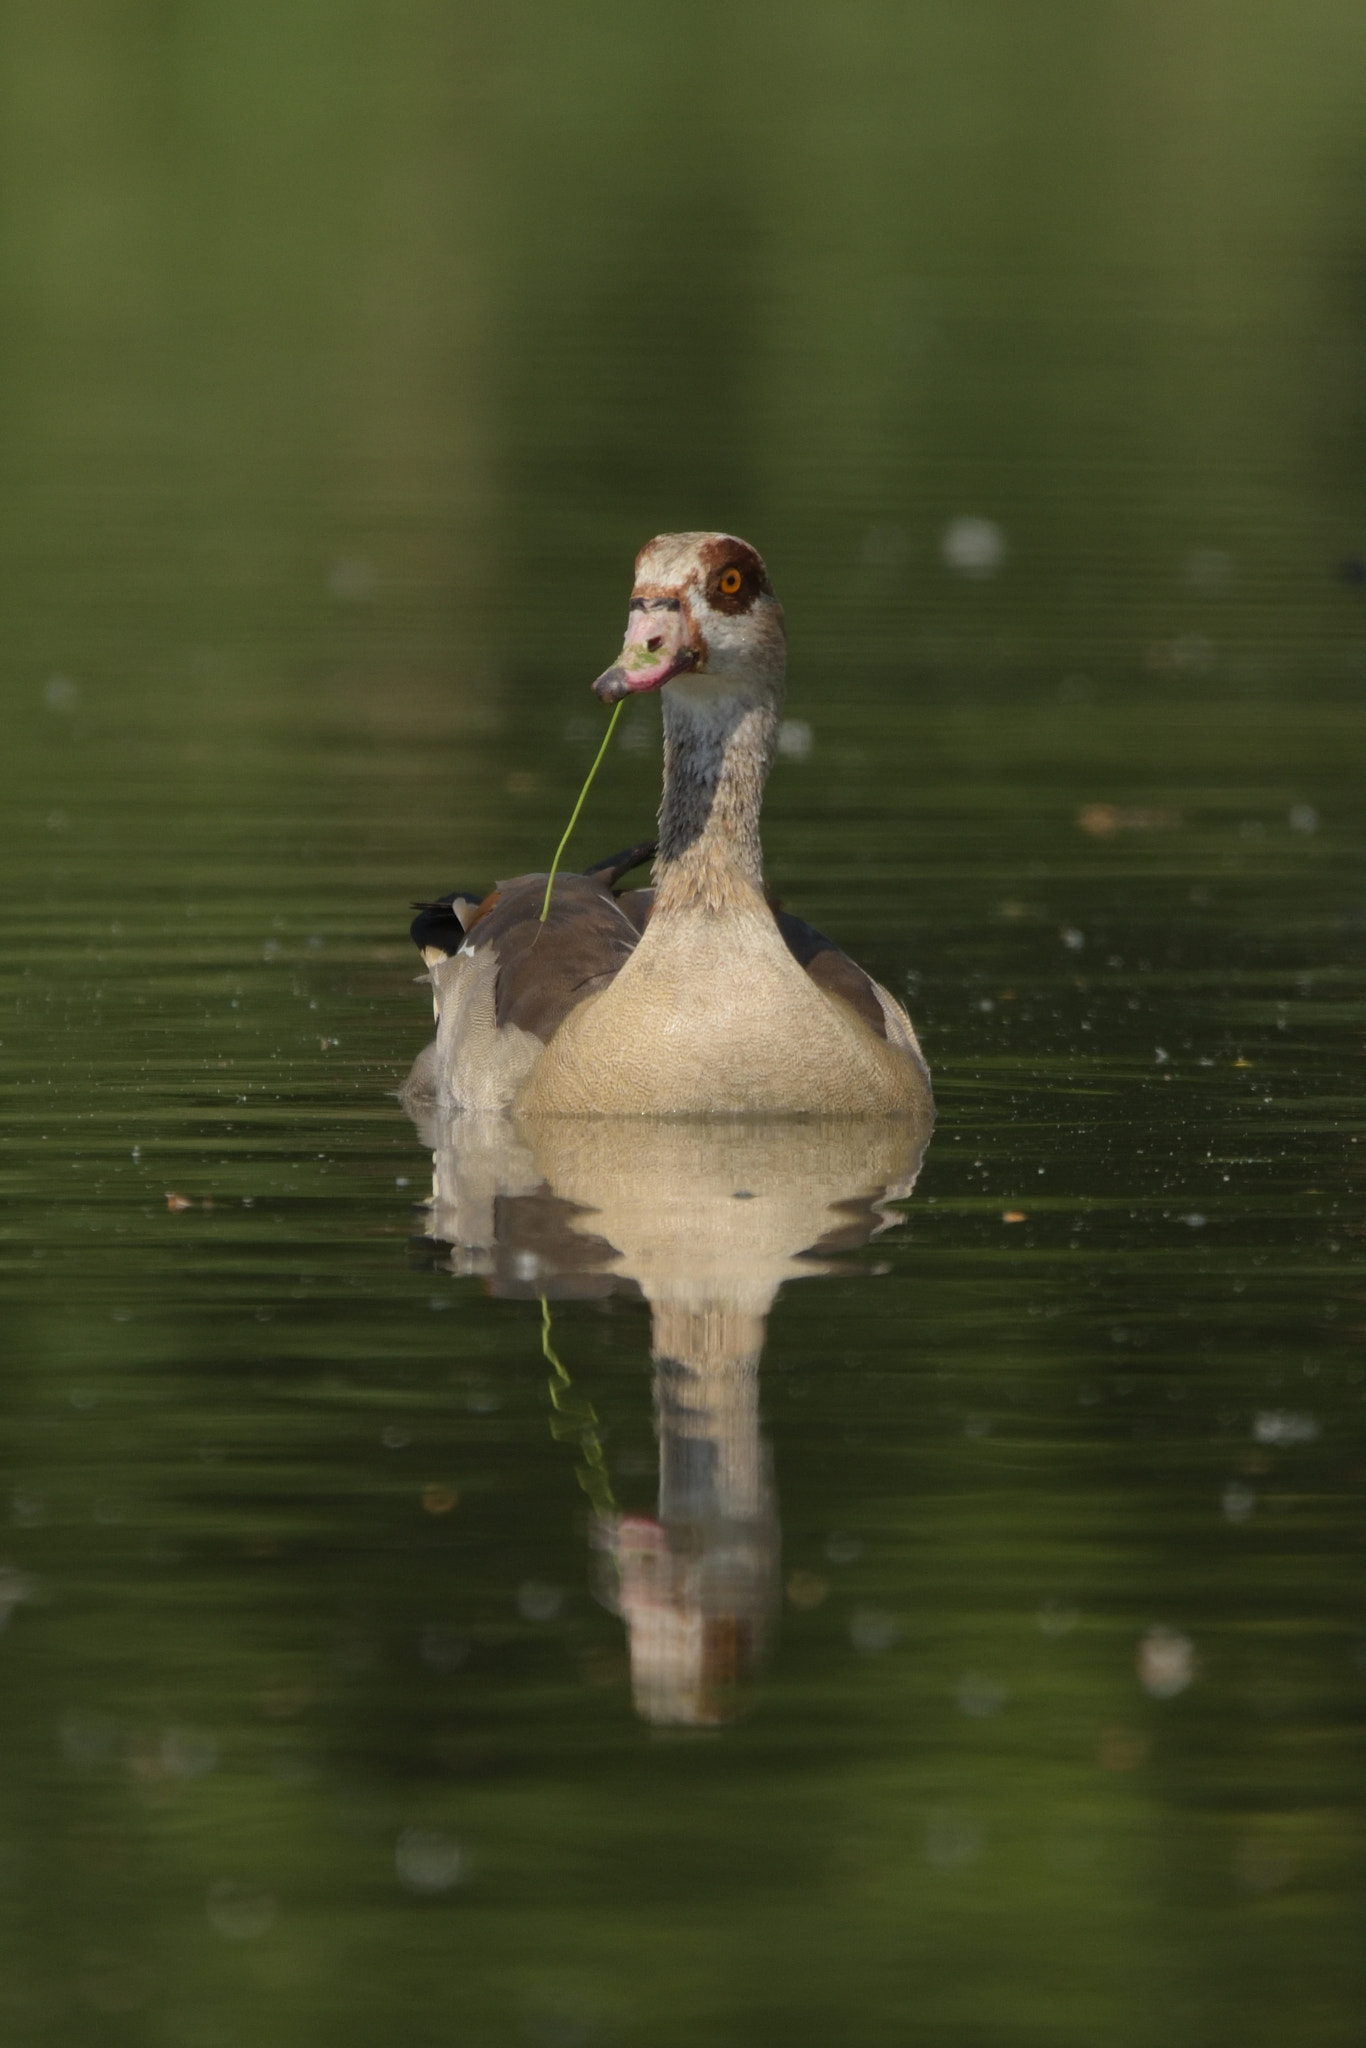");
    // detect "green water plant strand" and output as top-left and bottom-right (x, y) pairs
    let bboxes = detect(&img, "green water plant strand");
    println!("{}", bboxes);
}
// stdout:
(539, 697), (624, 922)
(540, 1296), (616, 1515)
